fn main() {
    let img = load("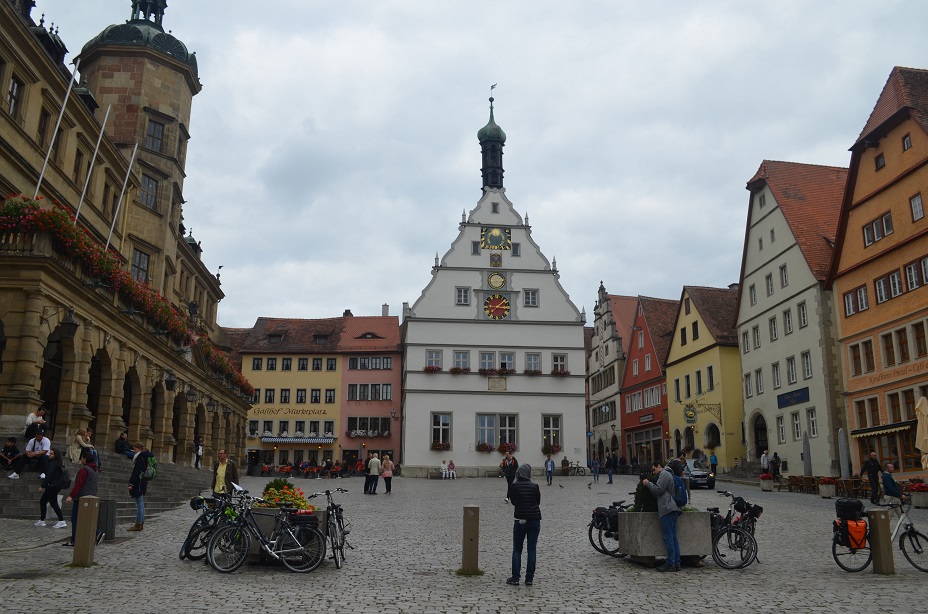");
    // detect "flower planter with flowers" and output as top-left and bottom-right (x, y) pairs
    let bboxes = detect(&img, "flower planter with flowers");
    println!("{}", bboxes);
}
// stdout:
(818, 477), (837, 498)
(759, 472), (774, 491)
(550, 368), (571, 377)
(475, 442), (494, 453)
(449, 367), (470, 375)
(497, 442), (517, 454)
(431, 441), (451, 451)
(424, 365), (443, 374)
(478, 368), (499, 376)
(910, 482), (928, 509)
(523, 369), (542, 377)
(541, 443), (561, 455)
